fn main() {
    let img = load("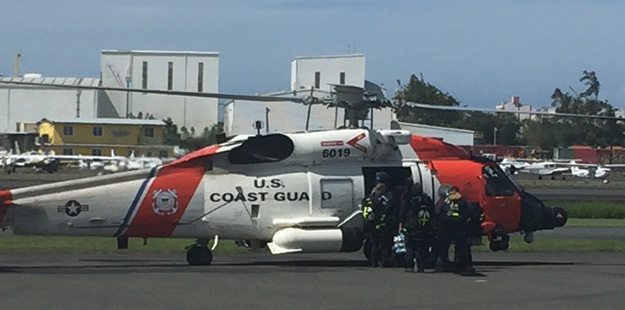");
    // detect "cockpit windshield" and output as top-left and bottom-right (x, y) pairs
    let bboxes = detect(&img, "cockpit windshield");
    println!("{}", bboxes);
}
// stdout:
(482, 165), (518, 196)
